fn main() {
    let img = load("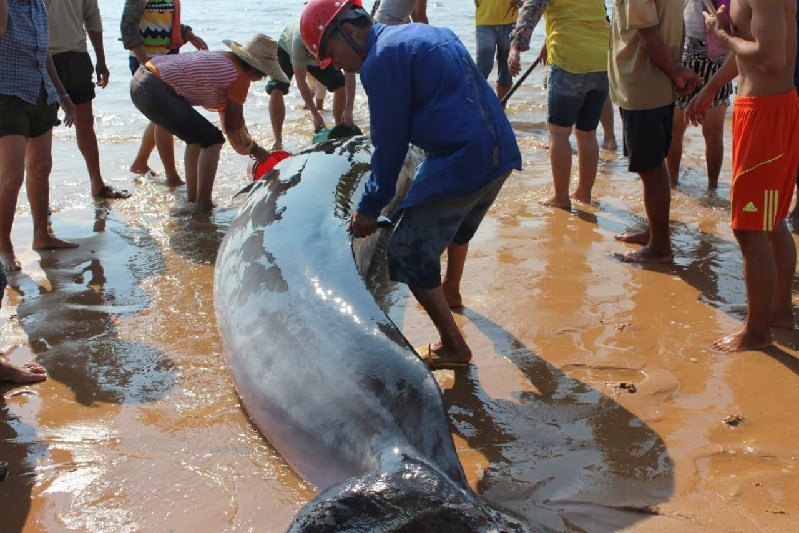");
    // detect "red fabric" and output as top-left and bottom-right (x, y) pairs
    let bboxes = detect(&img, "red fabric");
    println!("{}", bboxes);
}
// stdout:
(169, 0), (185, 50)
